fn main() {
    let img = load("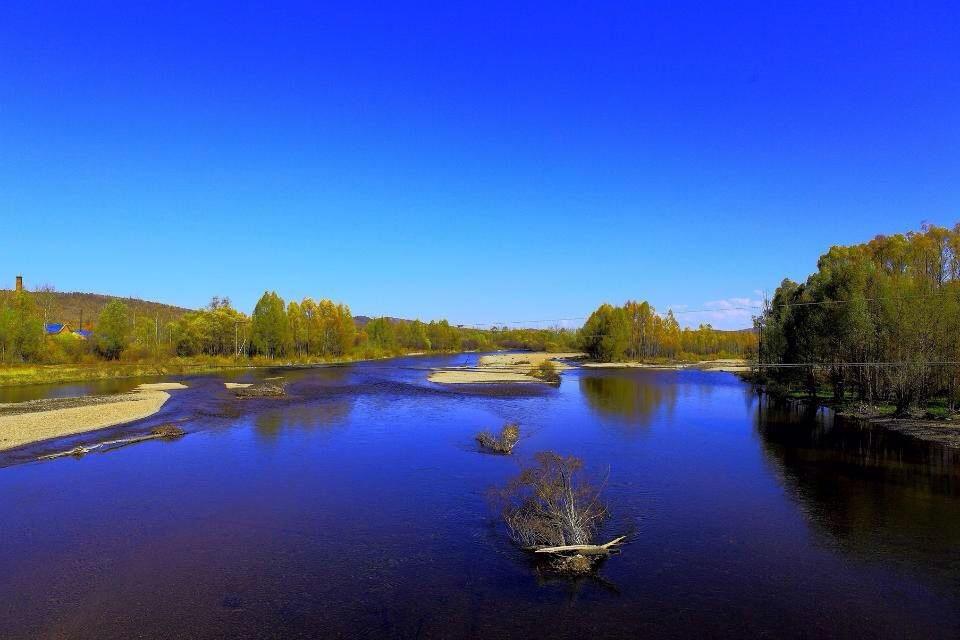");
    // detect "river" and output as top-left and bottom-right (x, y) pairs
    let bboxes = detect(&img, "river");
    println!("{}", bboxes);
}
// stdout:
(0, 353), (957, 638)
